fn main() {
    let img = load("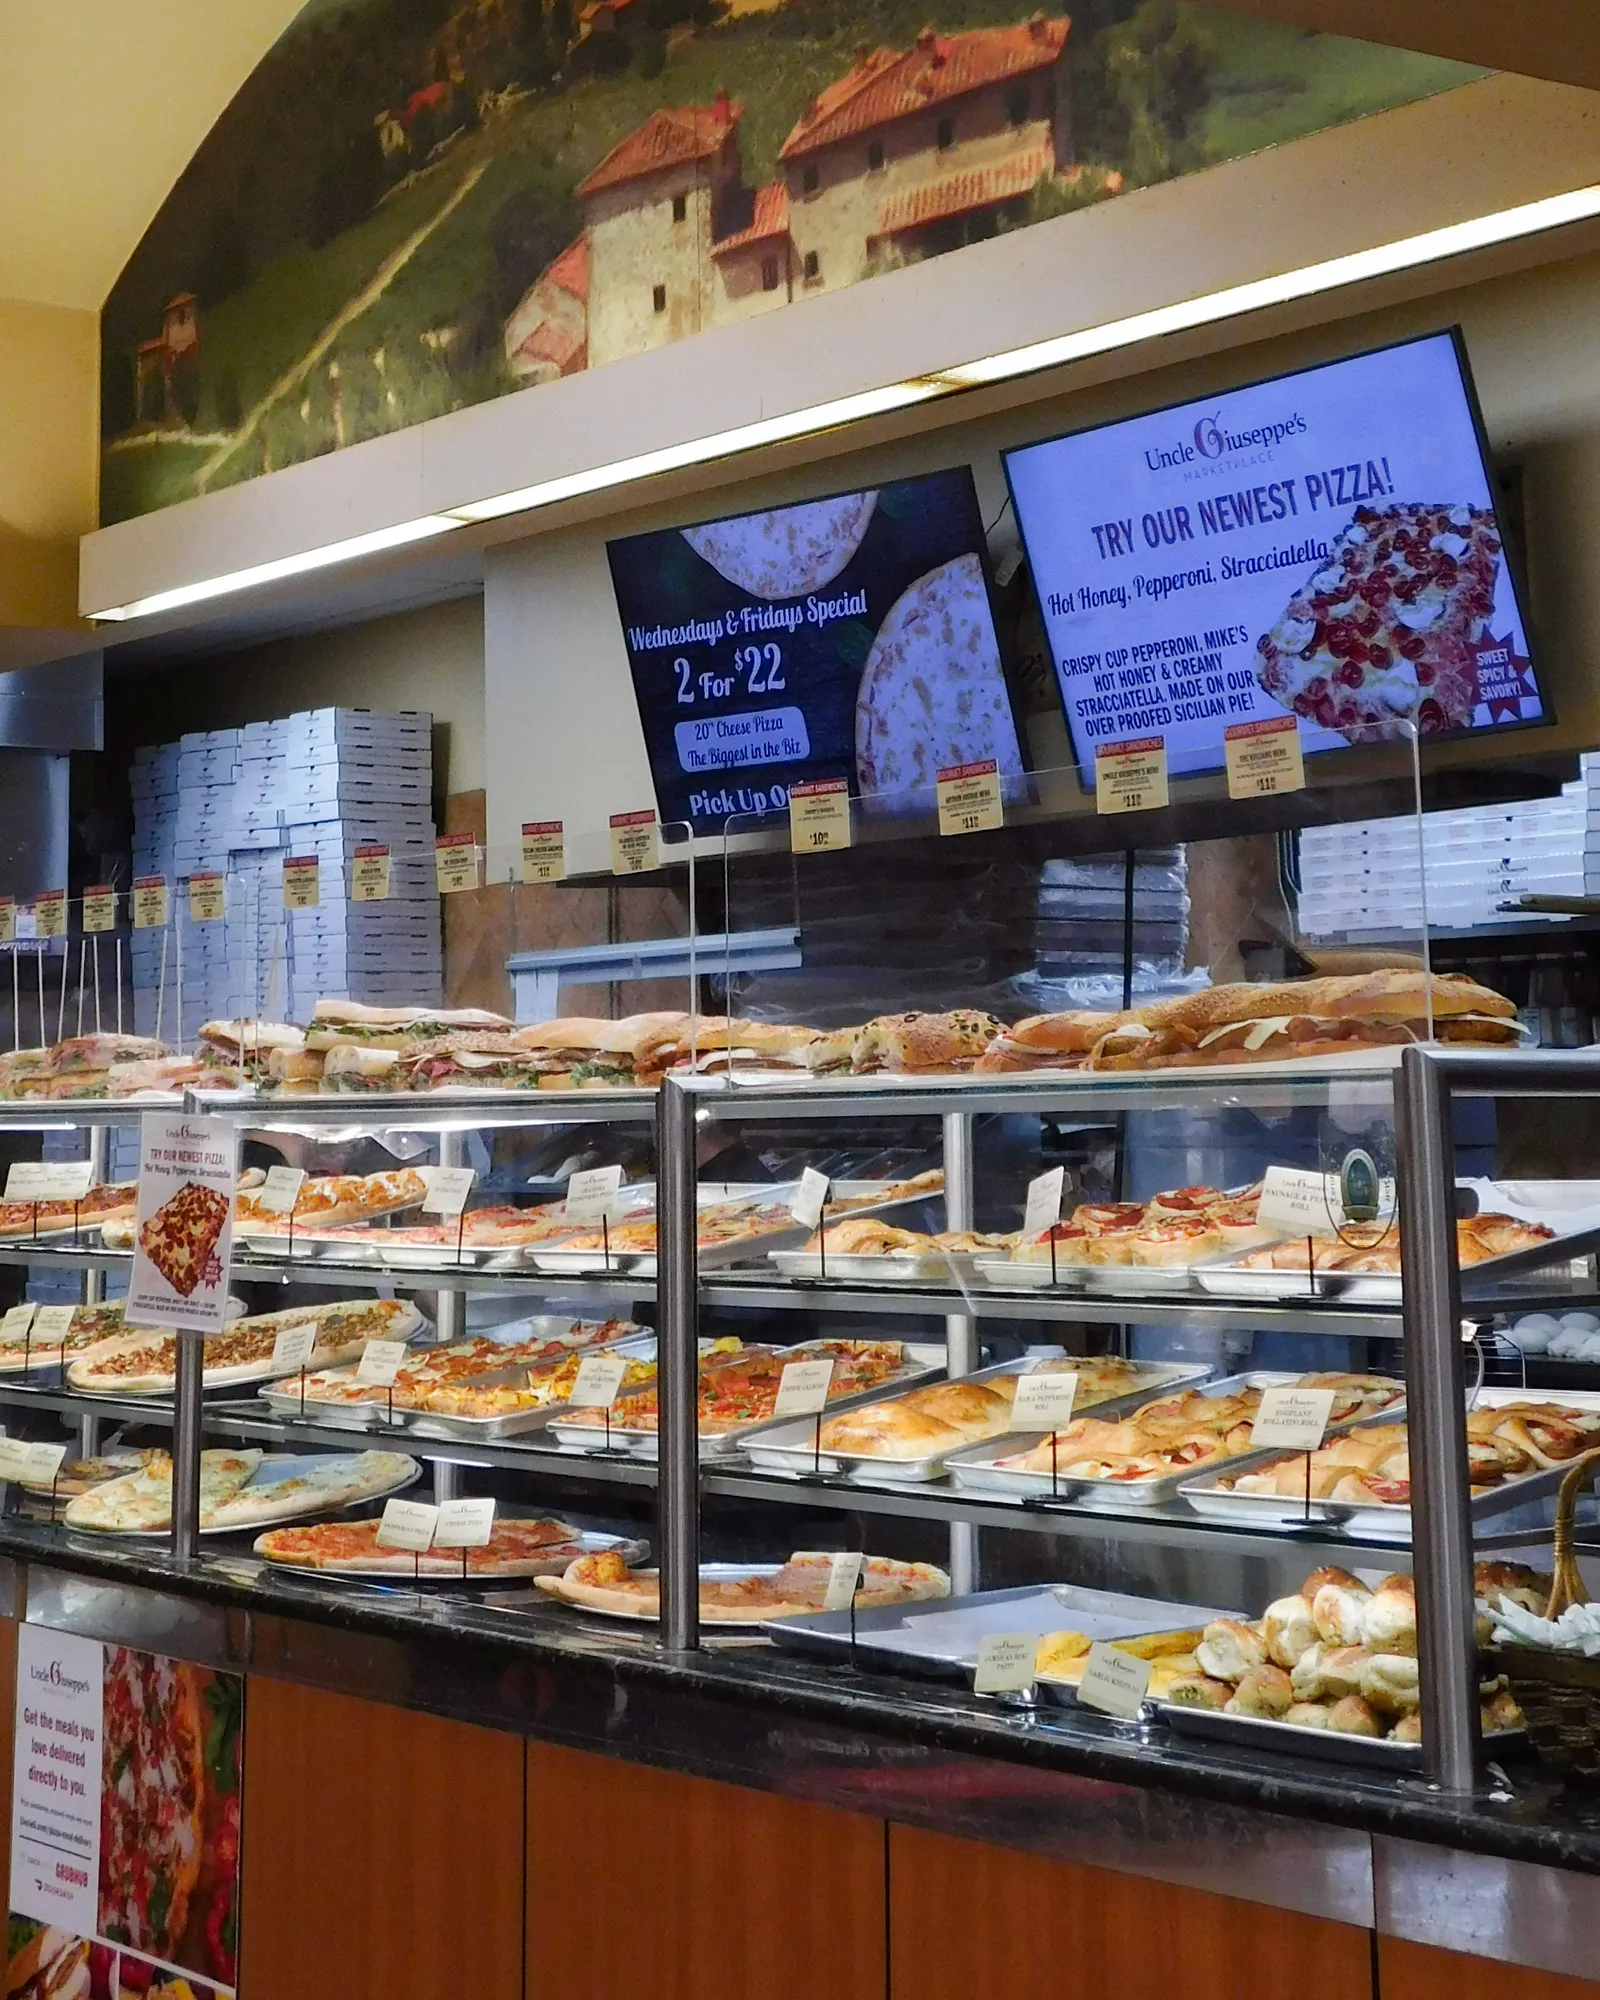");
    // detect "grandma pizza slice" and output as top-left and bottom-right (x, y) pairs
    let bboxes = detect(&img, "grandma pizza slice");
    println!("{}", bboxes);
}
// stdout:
(138, 1179), (230, 1297)
(1254, 502), (1501, 742)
